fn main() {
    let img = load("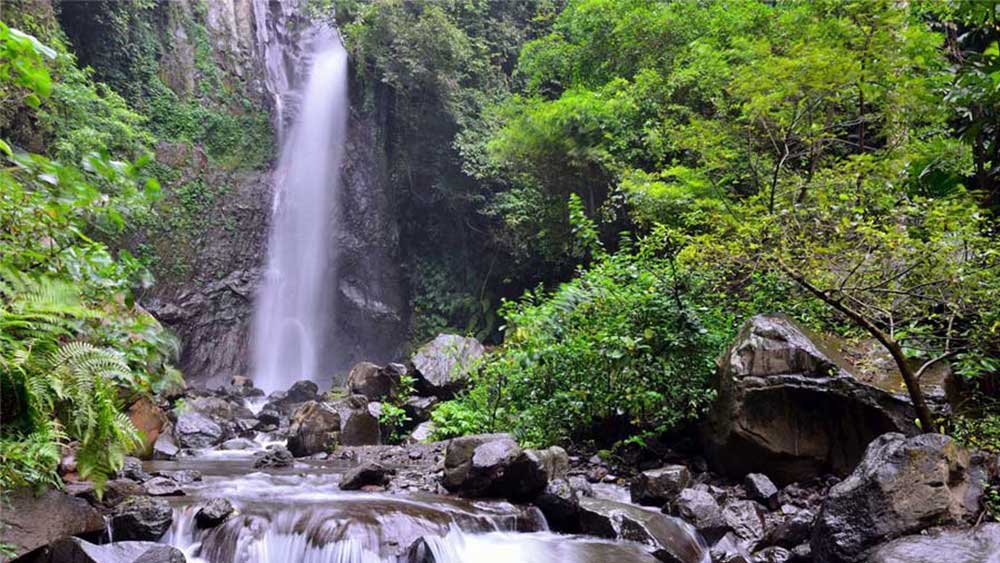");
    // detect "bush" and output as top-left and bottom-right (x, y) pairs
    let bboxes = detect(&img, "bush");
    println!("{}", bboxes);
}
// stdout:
(435, 229), (723, 447)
